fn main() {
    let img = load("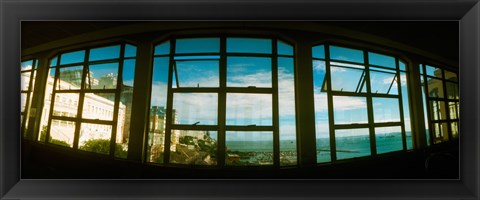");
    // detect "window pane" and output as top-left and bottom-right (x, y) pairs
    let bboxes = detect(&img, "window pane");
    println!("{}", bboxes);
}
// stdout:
(227, 57), (272, 87)
(421, 76), (431, 146)
(82, 93), (116, 121)
(116, 75), (133, 159)
(312, 45), (325, 59)
(21, 93), (27, 112)
(330, 46), (364, 63)
(449, 102), (459, 120)
(399, 60), (406, 71)
(227, 38), (272, 54)
(425, 65), (443, 78)
(52, 93), (79, 118)
(369, 70), (398, 95)
(429, 100), (447, 120)
(444, 70), (458, 82)
(21, 60), (33, 71)
(451, 122), (459, 138)
(278, 40), (293, 56)
(427, 77), (444, 98)
(78, 123), (112, 155)
(433, 122), (449, 144)
(372, 98), (400, 123)
(39, 68), (56, 141)
(173, 93), (218, 125)
(333, 96), (368, 124)
(170, 130), (217, 165)
(226, 93), (272, 126)
(278, 57), (297, 166)
(21, 71), (31, 91)
(330, 66), (366, 93)
(154, 41), (170, 55)
(375, 126), (403, 154)
(446, 82), (459, 100)
(60, 50), (85, 65)
(400, 72), (413, 150)
(87, 63), (119, 89)
(368, 52), (396, 68)
(124, 44), (137, 57)
(335, 128), (370, 160)
(174, 60), (219, 88)
(147, 57), (169, 162)
(312, 60), (330, 163)
(176, 38), (220, 54)
(123, 59), (136, 87)
(48, 119), (75, 147)
(56, 66), (83, 90)
(50, 57), (58, 67)
(226, 131), (273, 166)
(89, 45), (121, 61)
